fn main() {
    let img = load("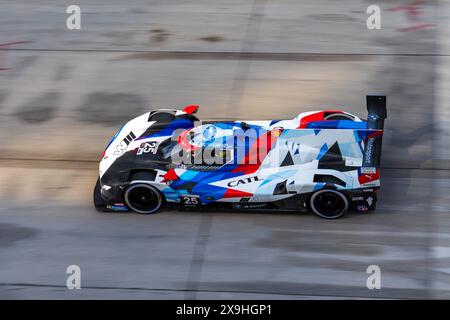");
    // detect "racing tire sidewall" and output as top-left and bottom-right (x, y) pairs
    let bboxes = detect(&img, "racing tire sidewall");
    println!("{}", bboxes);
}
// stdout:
(310, 189), (349, 219)
(124, 183), (164, 214)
